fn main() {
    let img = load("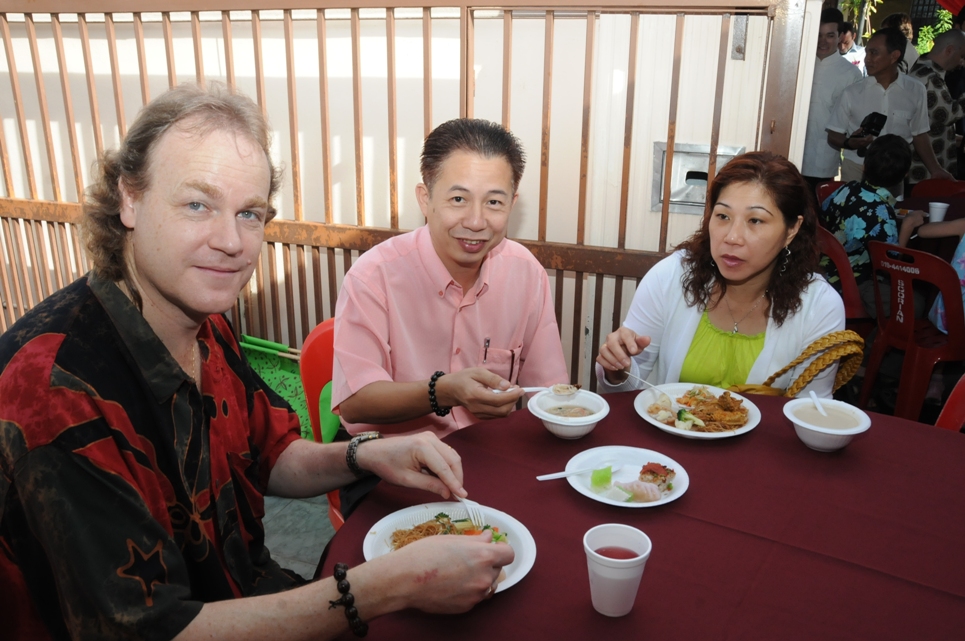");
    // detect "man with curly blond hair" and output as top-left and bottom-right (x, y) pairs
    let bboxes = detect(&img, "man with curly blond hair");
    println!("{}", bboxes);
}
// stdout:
(0, 84), (511, 640)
